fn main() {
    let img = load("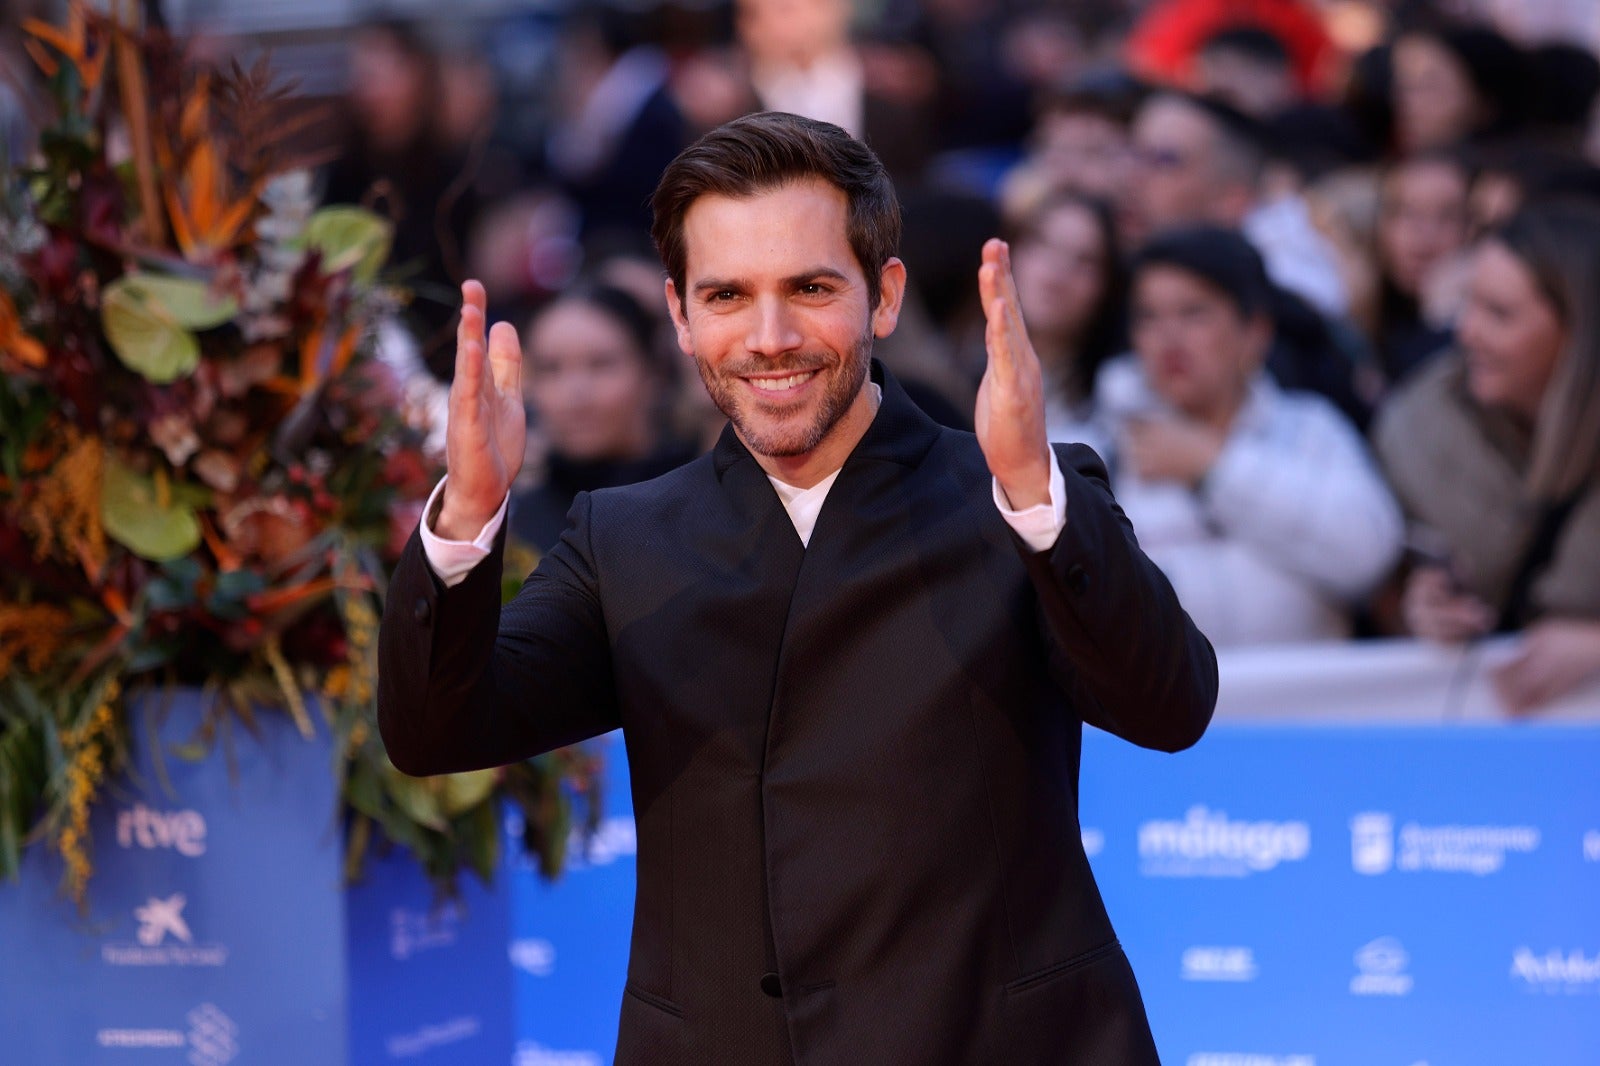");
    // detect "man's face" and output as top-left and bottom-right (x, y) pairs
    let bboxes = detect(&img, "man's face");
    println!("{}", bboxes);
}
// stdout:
(1130, 264), (1268, 420)
(665, 178), (903, 461)
(1127, 97), (1224, 243)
